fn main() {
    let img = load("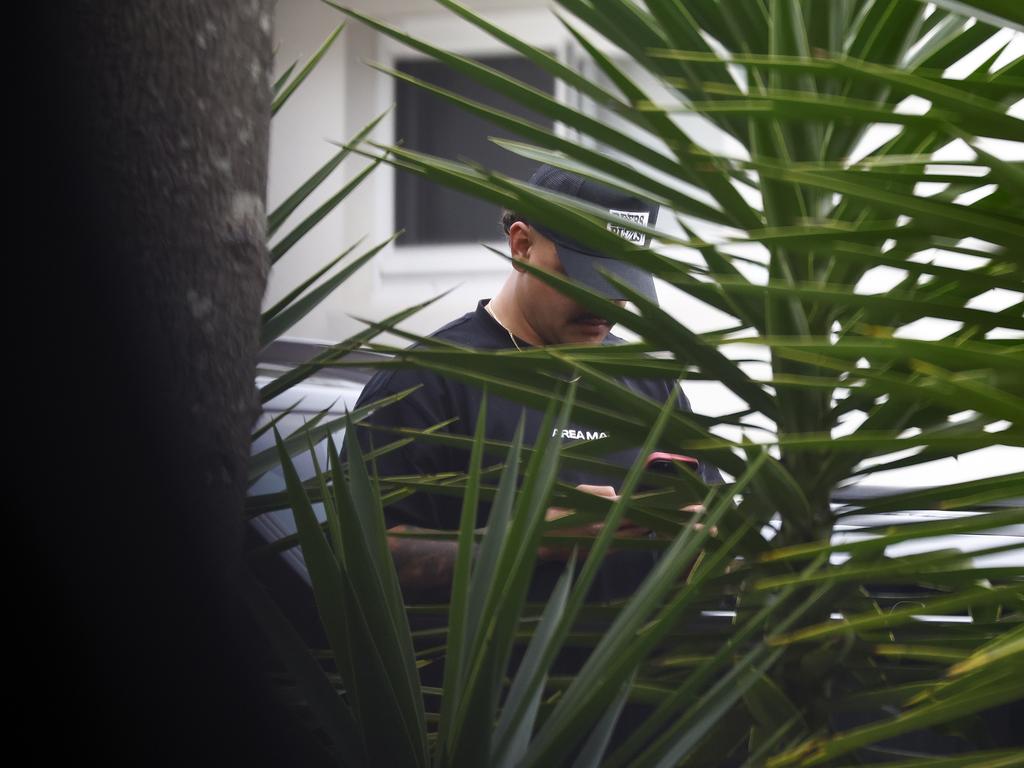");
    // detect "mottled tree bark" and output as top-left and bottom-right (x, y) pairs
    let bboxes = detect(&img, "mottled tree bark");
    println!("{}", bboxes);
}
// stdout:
(28, 2), (329, 763)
